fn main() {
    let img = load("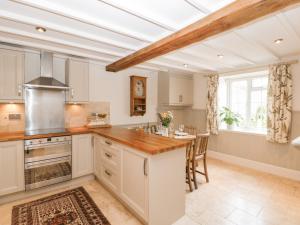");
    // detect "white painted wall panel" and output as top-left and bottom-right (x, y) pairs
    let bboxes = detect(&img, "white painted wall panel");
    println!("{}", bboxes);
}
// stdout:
(89, 63), (158, 125)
